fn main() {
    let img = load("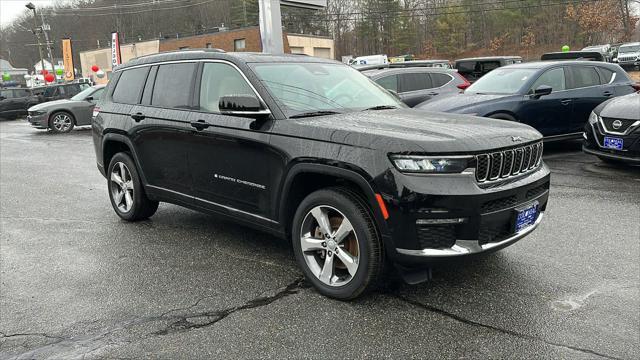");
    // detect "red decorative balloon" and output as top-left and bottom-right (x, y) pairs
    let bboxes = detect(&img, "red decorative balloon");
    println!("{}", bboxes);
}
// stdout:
(91, 65), (99, 72)
(44, 73), (55, 82)
(41, 69), (48, 75)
